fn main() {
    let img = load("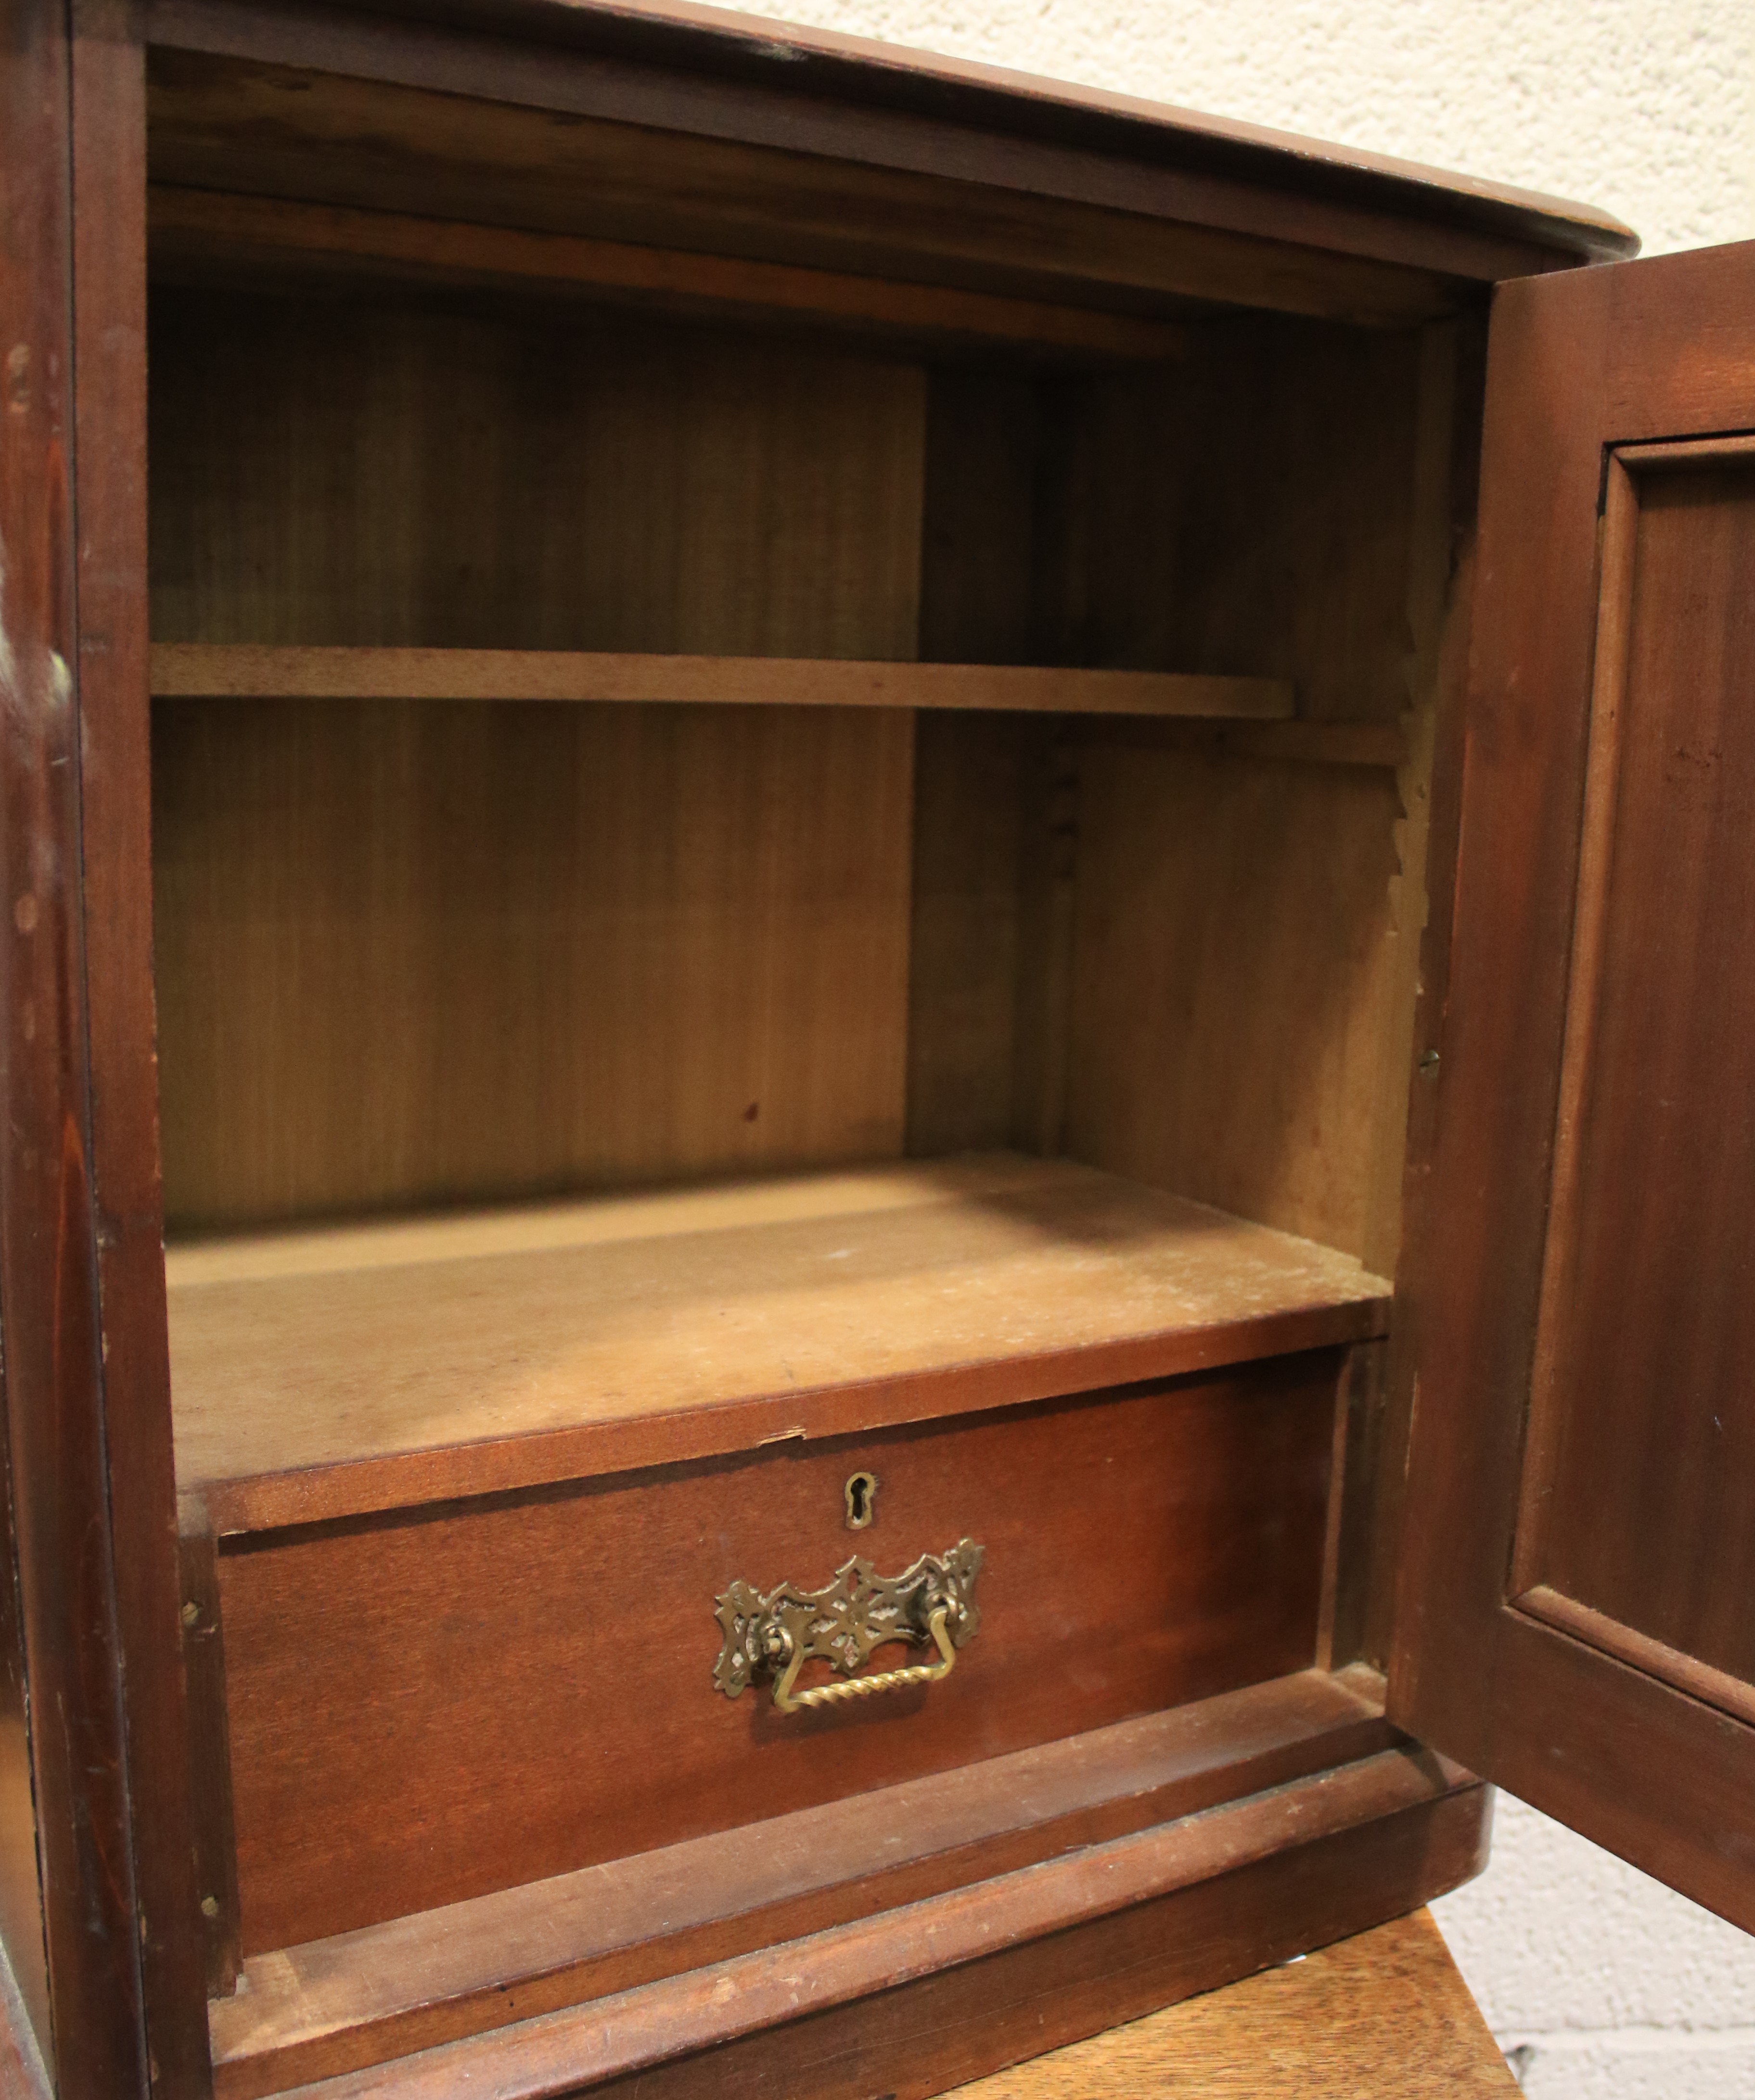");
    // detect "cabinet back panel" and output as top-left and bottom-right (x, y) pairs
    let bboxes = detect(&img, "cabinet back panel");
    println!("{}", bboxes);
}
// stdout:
(905, 713), (1043, 1157)
(154, 700), (914, 1227)
(148, 281), (924, 1225)
(216, 1355), (1339, 1952)
(149, 285), (925, 655)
